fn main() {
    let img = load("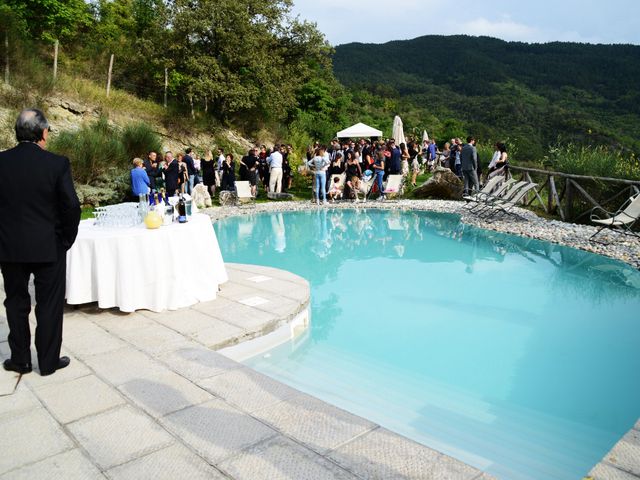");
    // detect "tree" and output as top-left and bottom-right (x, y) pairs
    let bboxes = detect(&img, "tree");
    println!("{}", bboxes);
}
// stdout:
(1, 0), (92, 42)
